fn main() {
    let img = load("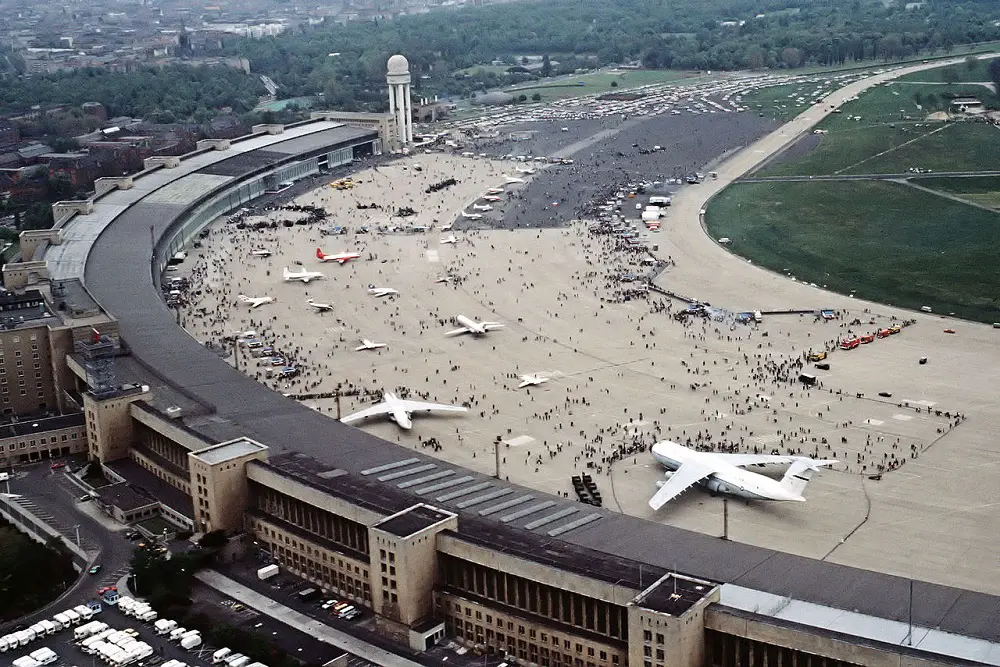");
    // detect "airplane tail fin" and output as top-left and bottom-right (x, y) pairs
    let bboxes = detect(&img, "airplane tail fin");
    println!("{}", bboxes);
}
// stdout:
(282, 267), (291, 279)
(316, 248), (325, 260)
(779, 459), (836, 498)
(237, 294), (249, 302)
